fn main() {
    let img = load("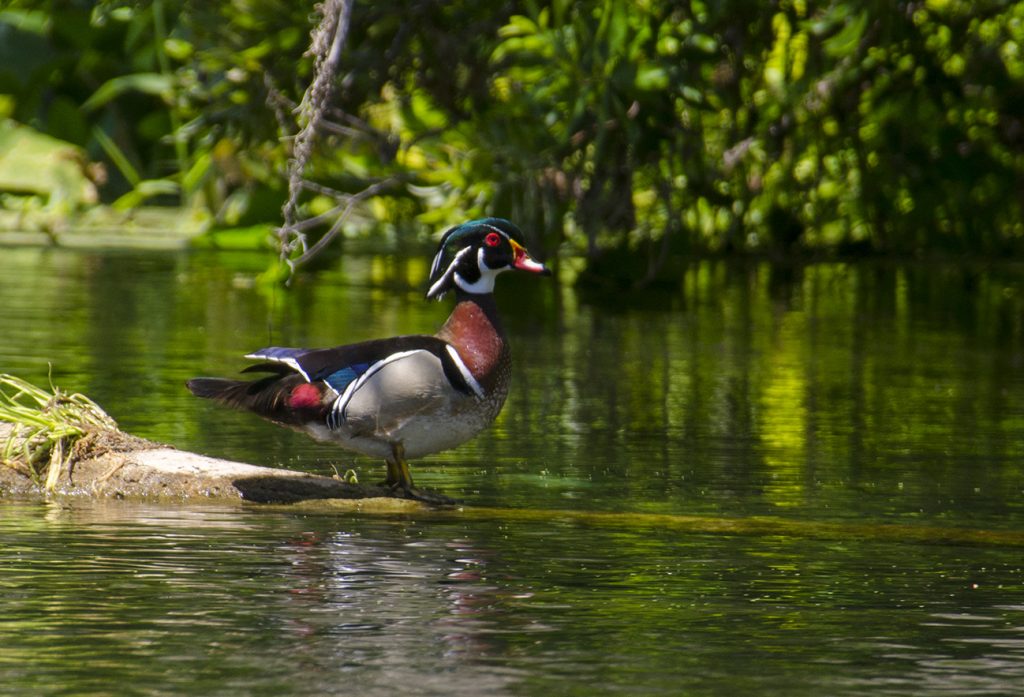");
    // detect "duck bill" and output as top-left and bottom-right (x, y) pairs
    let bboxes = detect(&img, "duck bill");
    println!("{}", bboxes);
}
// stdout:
(510, 240), (551, 275)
